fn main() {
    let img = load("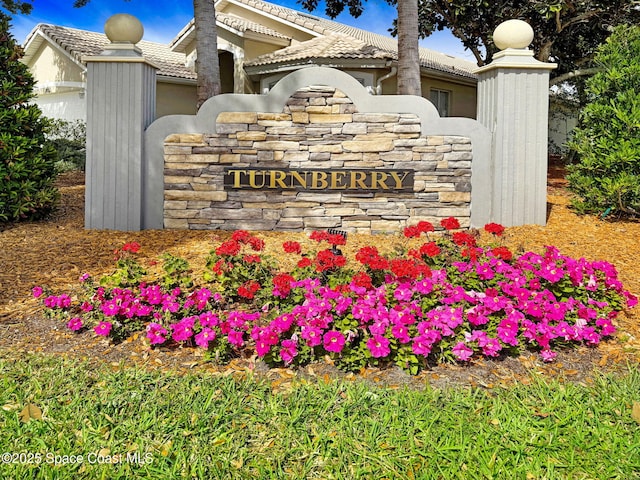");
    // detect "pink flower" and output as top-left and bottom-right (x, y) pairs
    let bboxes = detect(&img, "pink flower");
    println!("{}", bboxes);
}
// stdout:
(94, 321), (112, 337)
(79, 273), (91, 282)
(323, 330), (346, 353)
(452, 342), (473, 361)
(32, 286), (43, 298)
(227, 329), (244, 347)
(67, 317), (83, 331)
(411, 334), (434, 356)
(170, 320), (194, 342)
(146, 322), (168, 345)
(280, 339), (298, 364)
(366, 335), (390, 358)
(539, 348), (557, 362)
(301, 326), (323, 347)
(195, 328), (216, 348)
